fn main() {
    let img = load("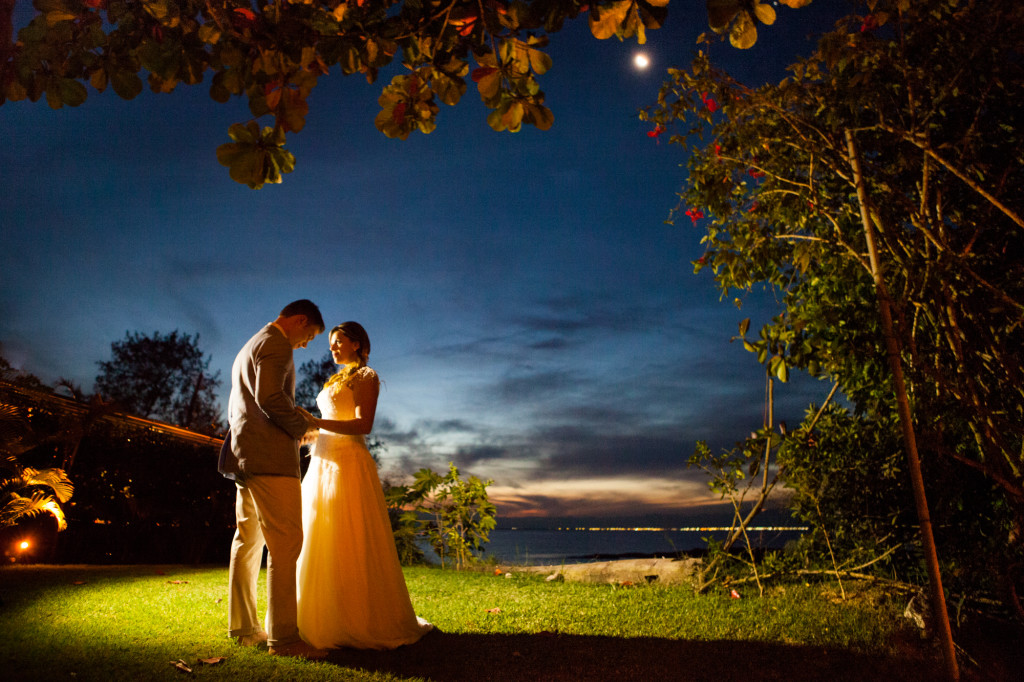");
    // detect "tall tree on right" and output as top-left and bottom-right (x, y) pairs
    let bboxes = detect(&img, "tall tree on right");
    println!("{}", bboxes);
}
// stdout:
(646, 0), (1023, 630)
